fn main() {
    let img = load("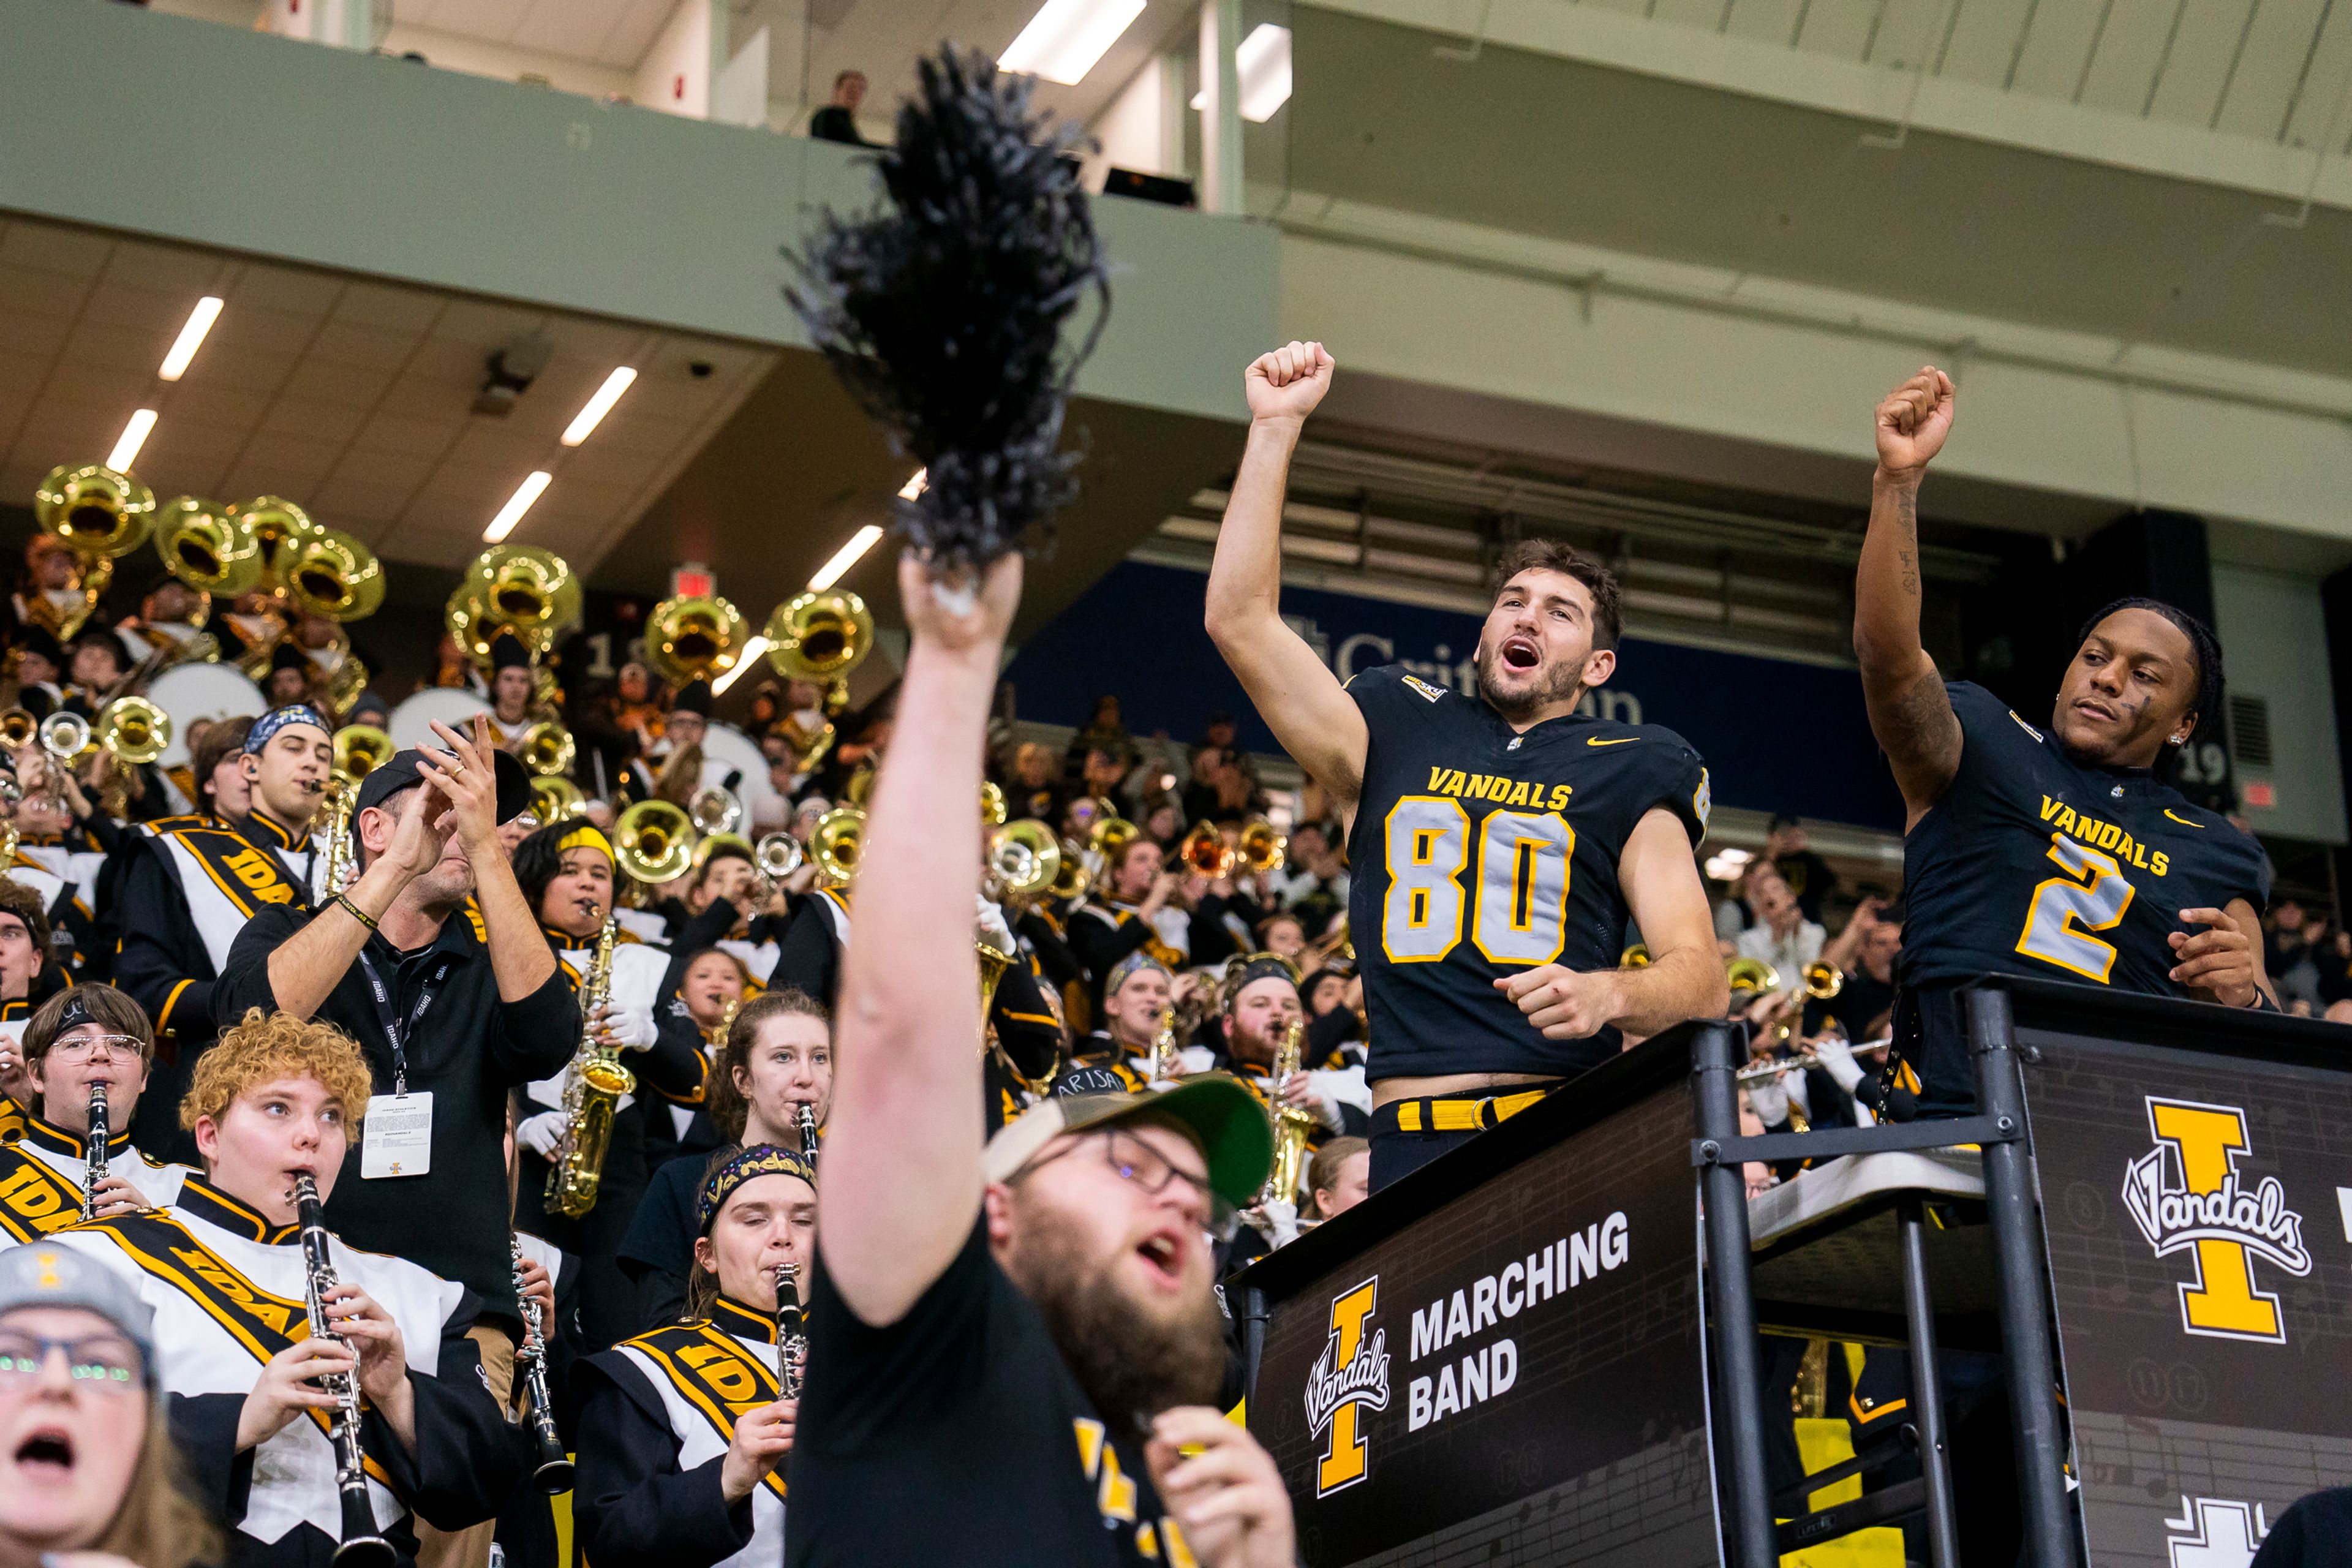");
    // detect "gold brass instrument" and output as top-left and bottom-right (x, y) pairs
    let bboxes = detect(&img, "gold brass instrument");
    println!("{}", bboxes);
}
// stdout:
(1259, 1016), (1317, 1207)
(518, 720), (575, 778)
(615, 799), (696, 885)
(226, 496), (324, 595)
(318, 777), (360, 897)
(842, 764), (875, 809)
(551, 916), (627, 1218)
(1619, 944), (1651, 968)
(530, 775), (589, 824)
(776, 709), (837, 776)
(1800, 960), (1845, 1002)
(449, 545), (582, 665)
(0, 710), (33, 749)
(94, 696), (170, 768)
(1148, 996), (1207, 1084)
(986, 820), (1060, 906)
(980, 780), (1007, 827)
(689, 785), (742, 837)
(1237, 816), (1287, 876)
(155, 496), (262, 598)
(286, 530), (385, 624)
(810, 806), (863, 889)
(1088, 810), (1139, 860)
(292, 1174), (397, 1568)
(1178, 820), (1235, 880)
(333, 724), (394, 783)
(36, 463), (156, 559)
(644, 594), (745, 688)
(1725, 956), (1781, 1000)
(1047, 836), (1091, 903)
(764, 590), (873, 682)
